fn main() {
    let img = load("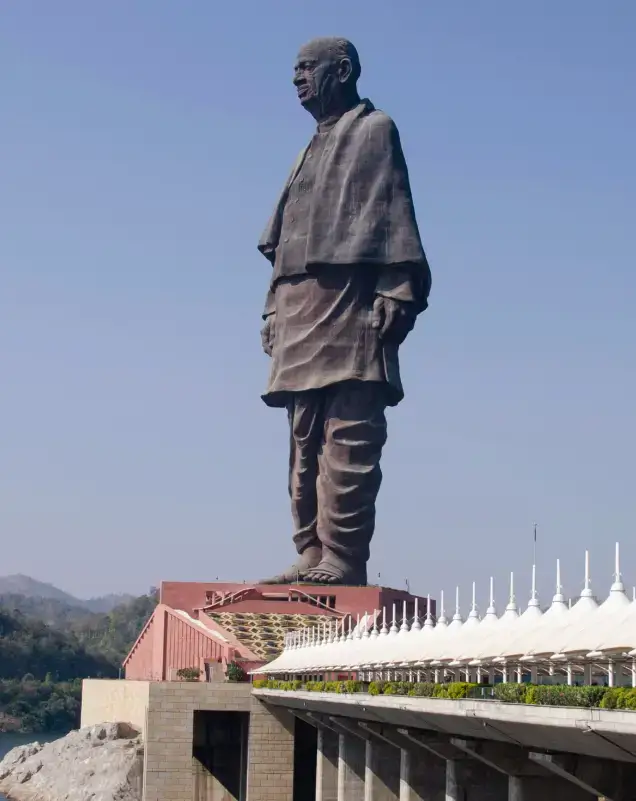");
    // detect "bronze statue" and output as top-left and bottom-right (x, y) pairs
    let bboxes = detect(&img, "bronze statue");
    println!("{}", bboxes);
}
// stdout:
(258, 37), (431, 586)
